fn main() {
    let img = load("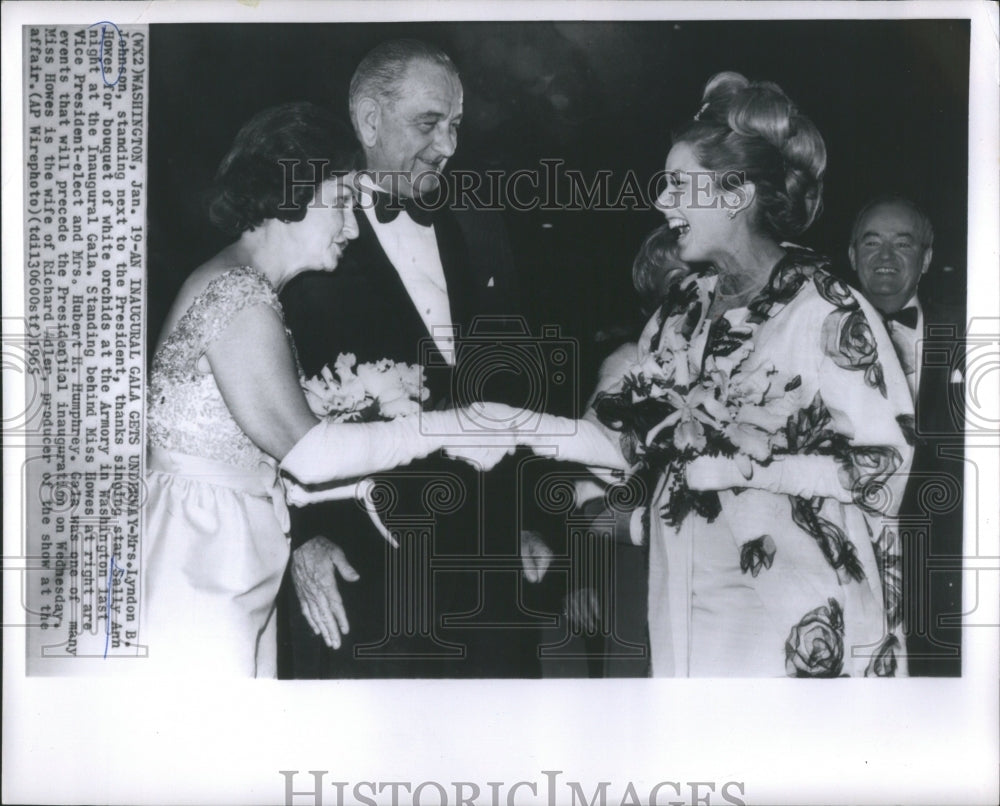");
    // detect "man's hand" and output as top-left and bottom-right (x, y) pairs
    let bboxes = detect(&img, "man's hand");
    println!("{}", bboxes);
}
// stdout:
(291, 536), (360, 649)
(520, 530), (553, 583)
(566, 587), (601, 634)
